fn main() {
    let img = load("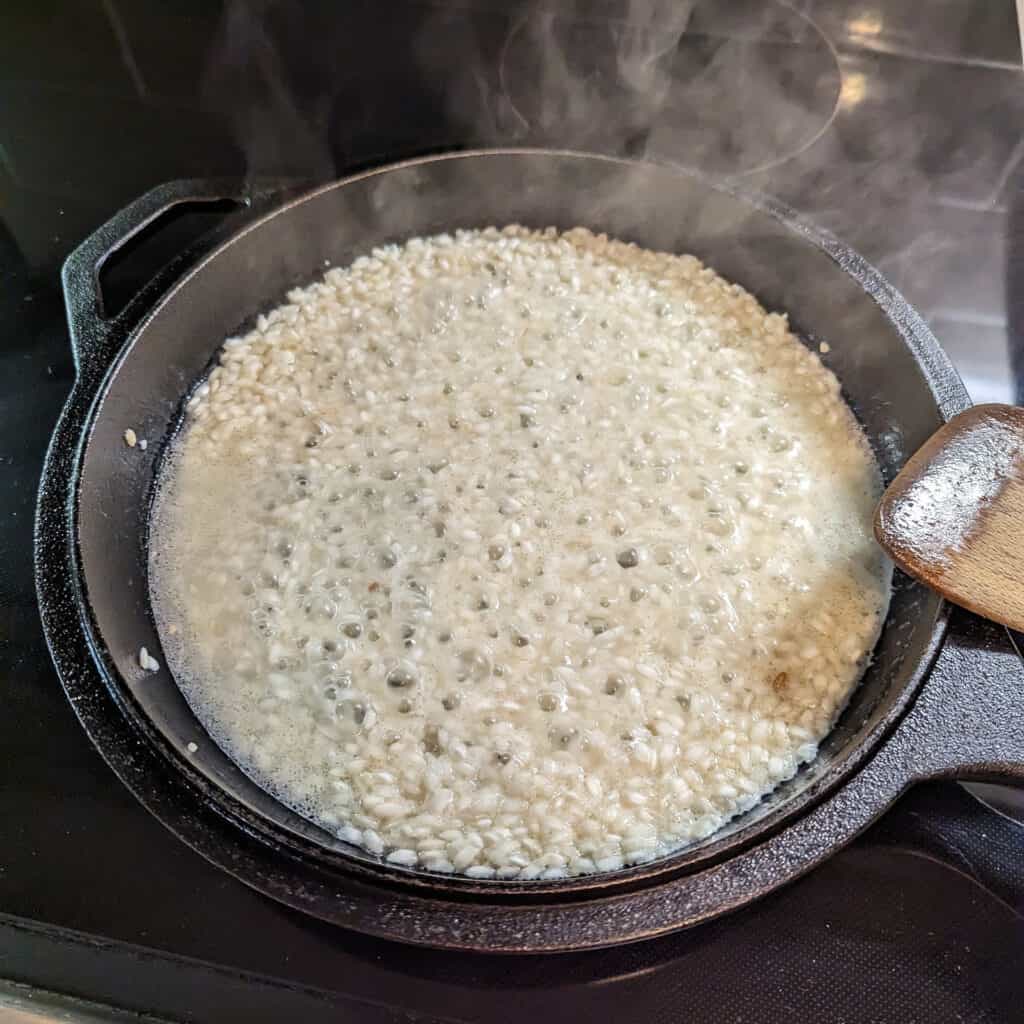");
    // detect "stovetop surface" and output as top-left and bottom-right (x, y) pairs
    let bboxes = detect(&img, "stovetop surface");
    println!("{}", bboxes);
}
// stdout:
(2, 1), (1023, 1021)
